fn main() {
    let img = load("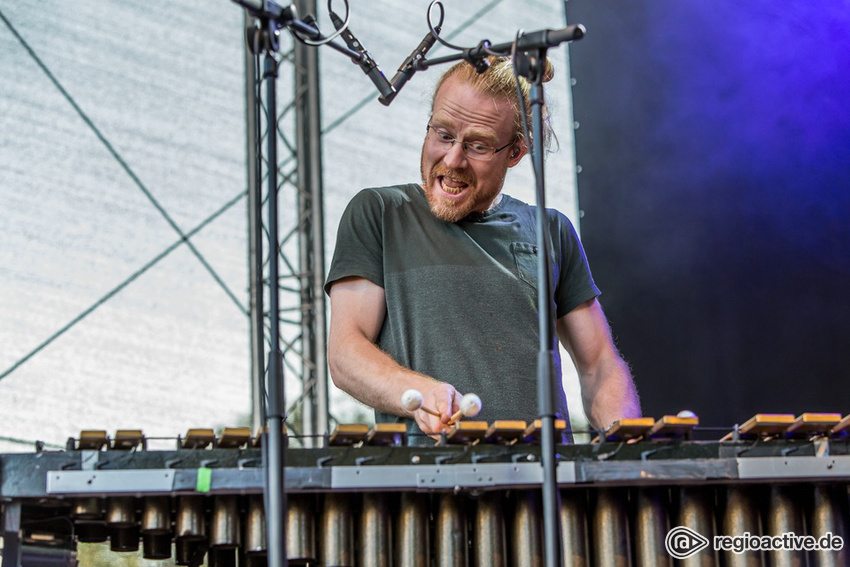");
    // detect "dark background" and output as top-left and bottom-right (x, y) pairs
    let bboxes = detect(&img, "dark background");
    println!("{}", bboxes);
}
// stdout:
(565, 1), (850, 427)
